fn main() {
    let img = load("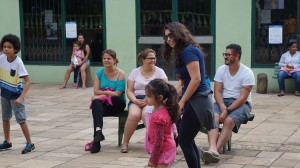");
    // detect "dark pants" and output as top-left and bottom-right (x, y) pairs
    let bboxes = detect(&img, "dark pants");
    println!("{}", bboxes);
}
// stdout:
(92, 96), (126, 136)
(179, 102), (201, 168)
(73, 66), (81, 83)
